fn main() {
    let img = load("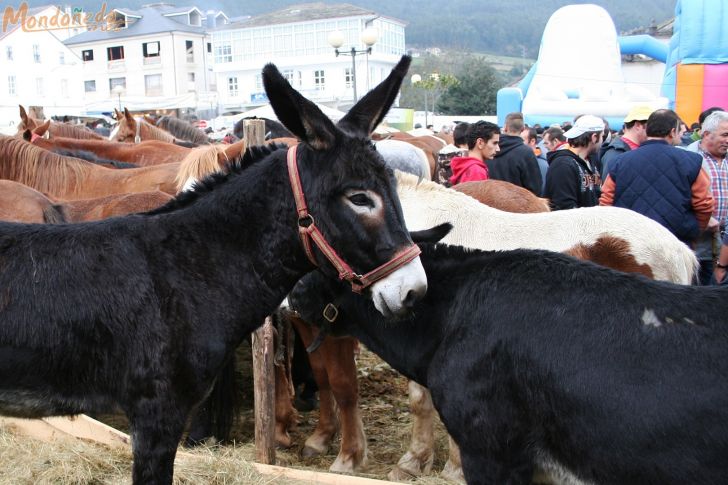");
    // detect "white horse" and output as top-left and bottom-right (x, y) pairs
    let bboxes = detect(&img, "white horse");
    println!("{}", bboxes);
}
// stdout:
(305, 171), (699, 482)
